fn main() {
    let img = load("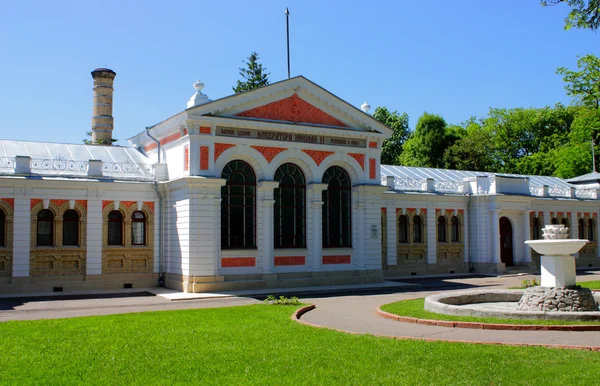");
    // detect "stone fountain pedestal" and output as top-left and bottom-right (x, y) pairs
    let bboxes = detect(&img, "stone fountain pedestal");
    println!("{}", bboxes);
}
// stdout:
(518, 225), (599, 312)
